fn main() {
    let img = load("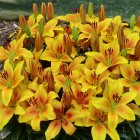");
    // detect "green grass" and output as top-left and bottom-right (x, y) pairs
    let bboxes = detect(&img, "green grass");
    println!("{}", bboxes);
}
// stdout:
(0, 0), (140, 20)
